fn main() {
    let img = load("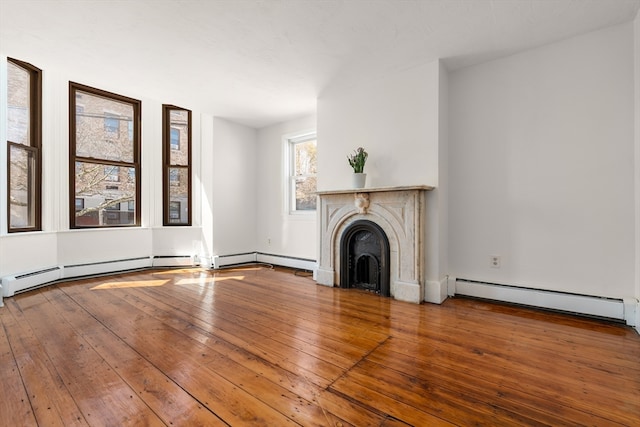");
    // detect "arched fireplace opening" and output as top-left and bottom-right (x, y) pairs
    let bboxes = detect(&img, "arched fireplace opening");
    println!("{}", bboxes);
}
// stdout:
(340, 220), (390, 296)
